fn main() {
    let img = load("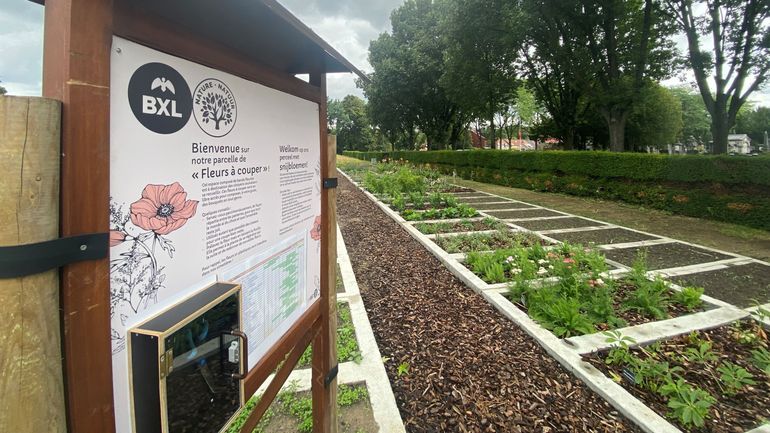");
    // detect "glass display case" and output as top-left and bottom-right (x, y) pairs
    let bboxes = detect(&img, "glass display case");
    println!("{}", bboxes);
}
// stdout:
(129, 282), (245, 433)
